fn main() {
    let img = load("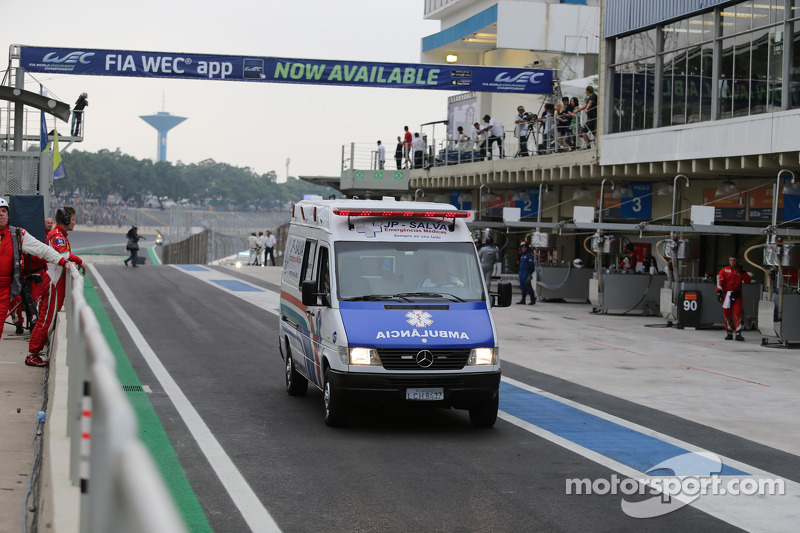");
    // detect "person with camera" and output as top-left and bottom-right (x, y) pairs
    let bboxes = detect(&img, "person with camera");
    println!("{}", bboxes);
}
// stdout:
(71, 92), (88, 136)
(717, 255), (751, 341)
(514, 106), (532, 157)
(26, 206), (85, 367)
(124, 226), (146, 267)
